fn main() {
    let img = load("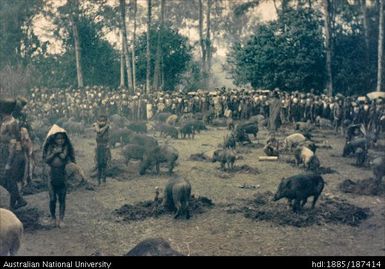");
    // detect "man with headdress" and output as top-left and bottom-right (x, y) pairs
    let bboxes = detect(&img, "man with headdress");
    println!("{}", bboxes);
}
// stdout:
(268, 90), (282, 132)
(0, 98), (28, 209)
(13, 96), (34, 186)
